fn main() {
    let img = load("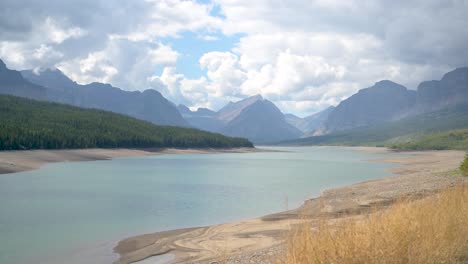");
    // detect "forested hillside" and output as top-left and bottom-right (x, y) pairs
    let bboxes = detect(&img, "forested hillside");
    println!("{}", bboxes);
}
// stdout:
(0, 95), (253, 150)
